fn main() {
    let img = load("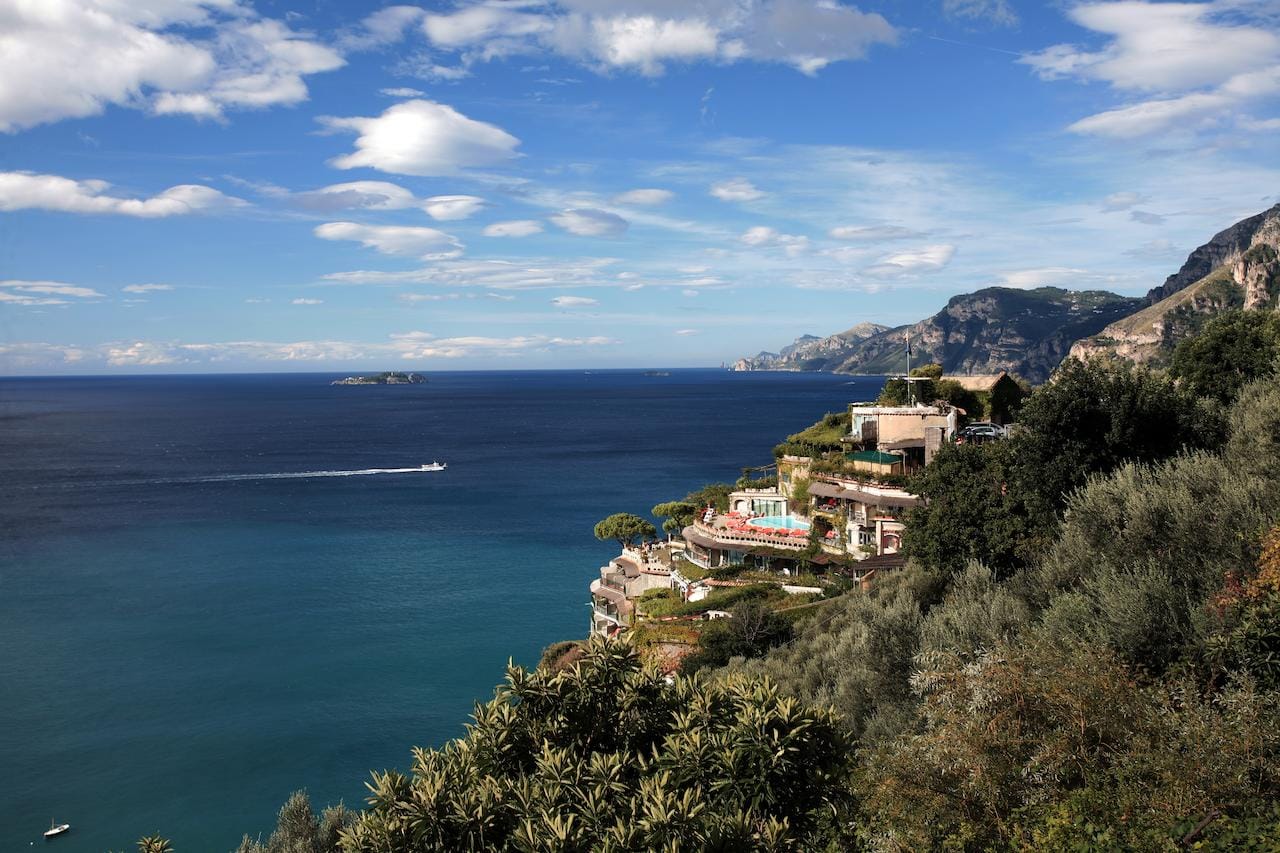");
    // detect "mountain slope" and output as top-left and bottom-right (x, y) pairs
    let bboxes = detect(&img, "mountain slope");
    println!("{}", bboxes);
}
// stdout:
(733, 322), (889, 371)
(1070, 204), (1280, 366)
(734, 288), (1140, 384)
